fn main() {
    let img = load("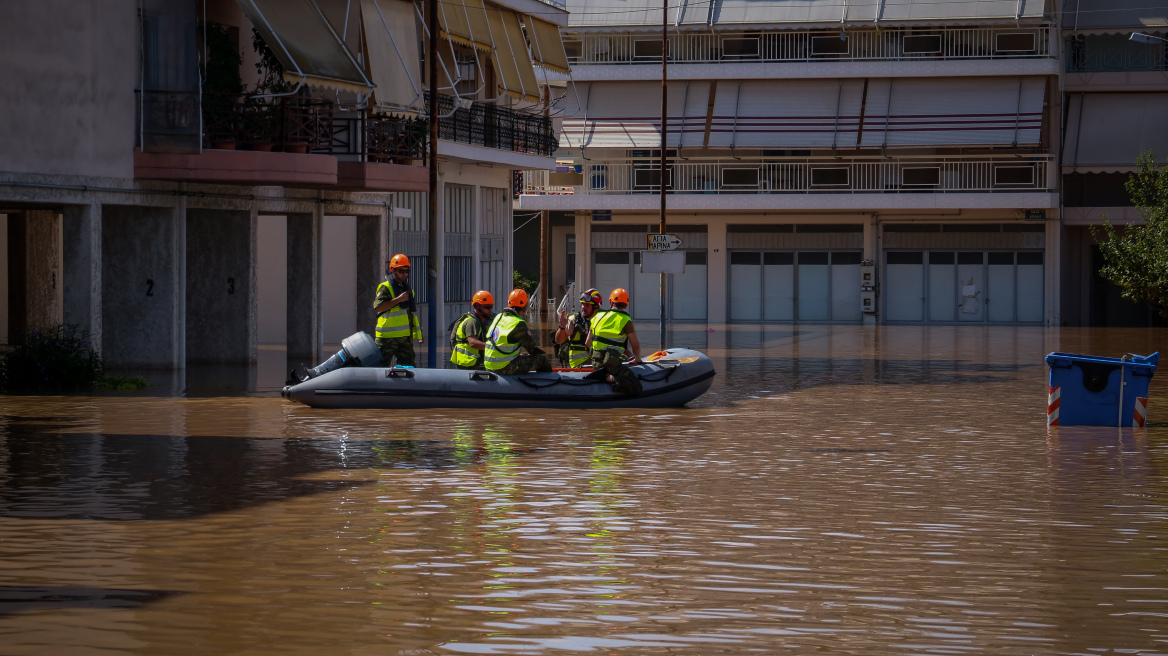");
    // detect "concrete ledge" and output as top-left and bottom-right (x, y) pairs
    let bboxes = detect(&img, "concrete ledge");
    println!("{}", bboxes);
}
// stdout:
(336, 161), (429, 191)
(1062, 206), (1144, 225)
(517, 192), (1060, 212)
(134, 148), (337, 186)
(1064, 71), (1168, 92)
(437, 140), (556, 171)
